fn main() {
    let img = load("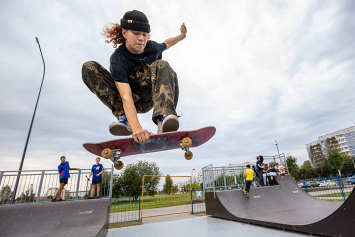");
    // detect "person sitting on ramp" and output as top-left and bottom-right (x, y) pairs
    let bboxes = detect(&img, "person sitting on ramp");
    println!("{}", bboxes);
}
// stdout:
(275, 162), (286, 174)
(82, 10), (187, 144)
